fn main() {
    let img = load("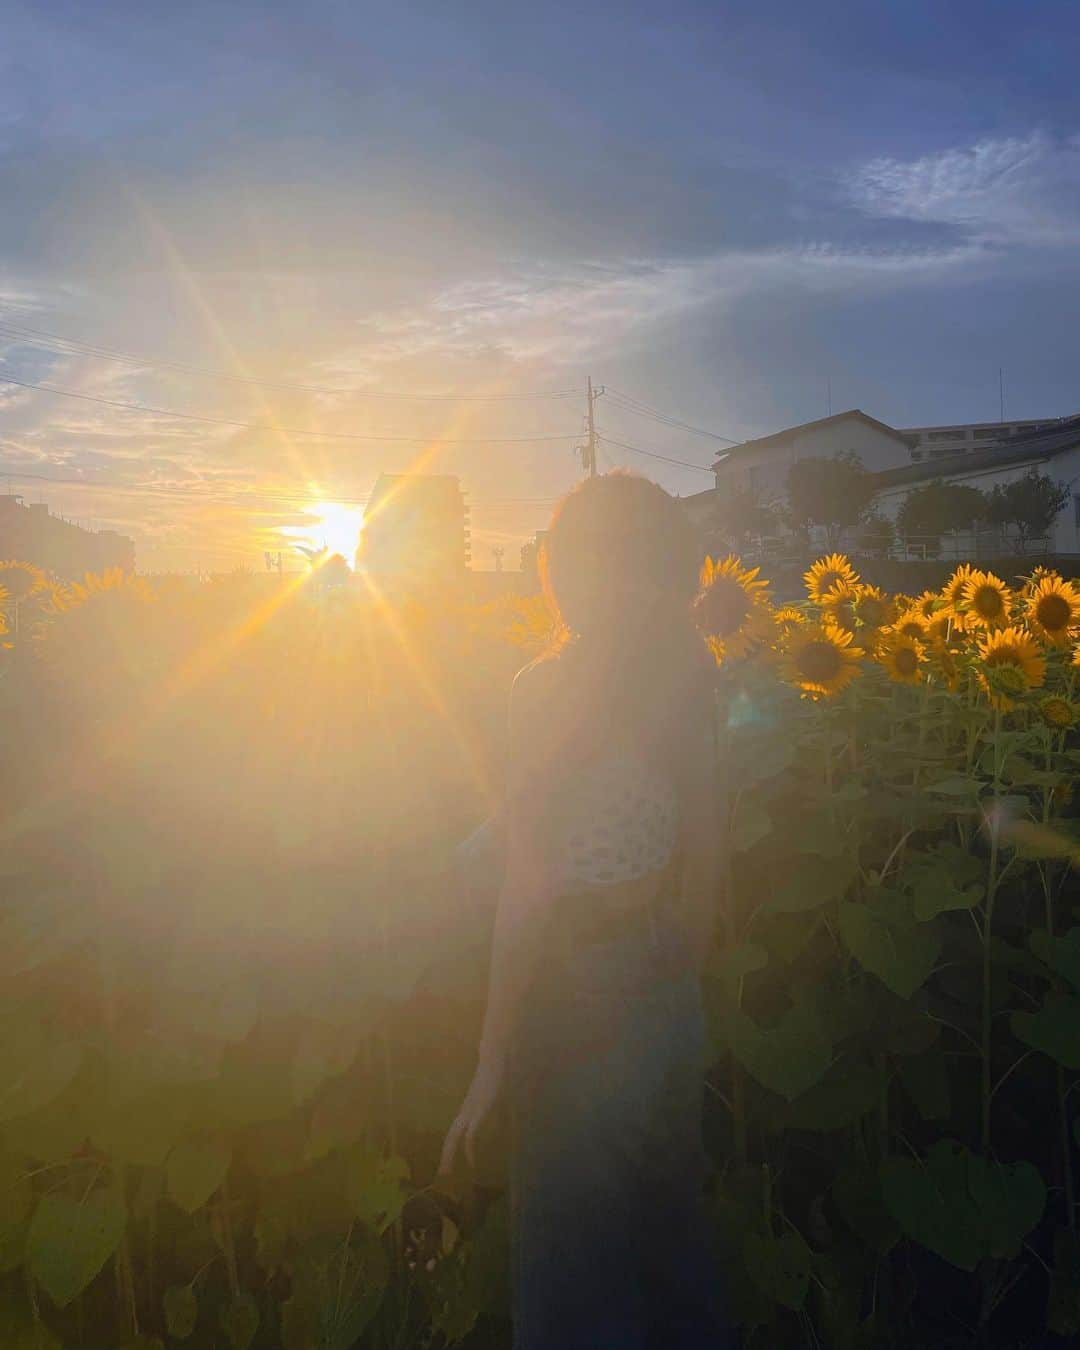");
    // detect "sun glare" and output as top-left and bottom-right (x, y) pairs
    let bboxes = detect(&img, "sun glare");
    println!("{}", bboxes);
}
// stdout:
(280, 501), (365, 562)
